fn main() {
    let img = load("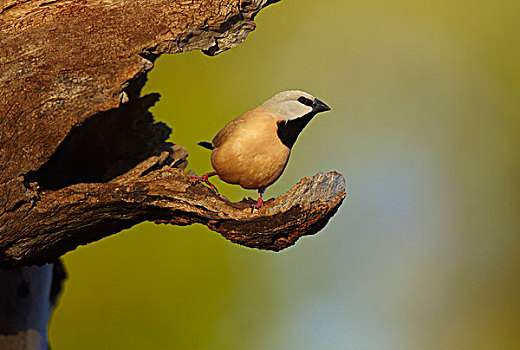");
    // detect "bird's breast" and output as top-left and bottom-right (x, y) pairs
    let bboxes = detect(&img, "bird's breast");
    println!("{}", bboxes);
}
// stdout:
(211, 116), (290, 190)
